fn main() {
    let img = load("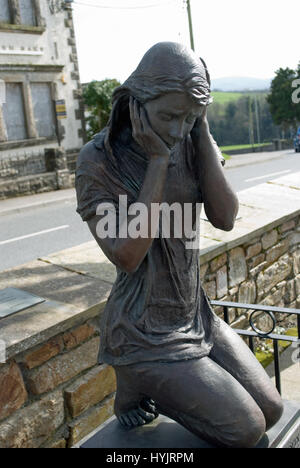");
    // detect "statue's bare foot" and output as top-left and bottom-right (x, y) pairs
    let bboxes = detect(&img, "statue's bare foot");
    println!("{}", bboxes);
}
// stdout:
(117, 398), (159, 429)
